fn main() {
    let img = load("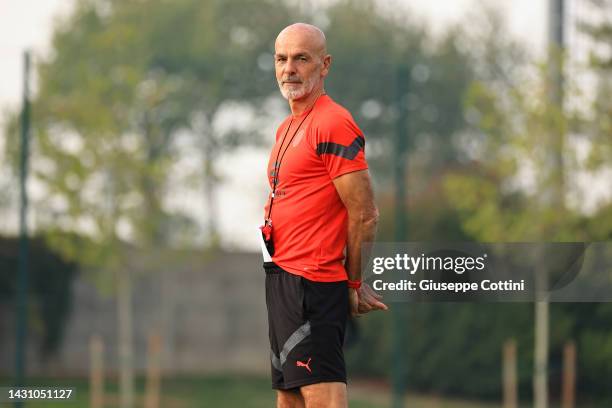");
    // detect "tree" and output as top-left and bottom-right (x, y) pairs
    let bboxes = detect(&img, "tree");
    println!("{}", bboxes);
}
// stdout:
(576, 0), (612, 172)
(440, 3), (612, 405)
(323, 1), (475, 185)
